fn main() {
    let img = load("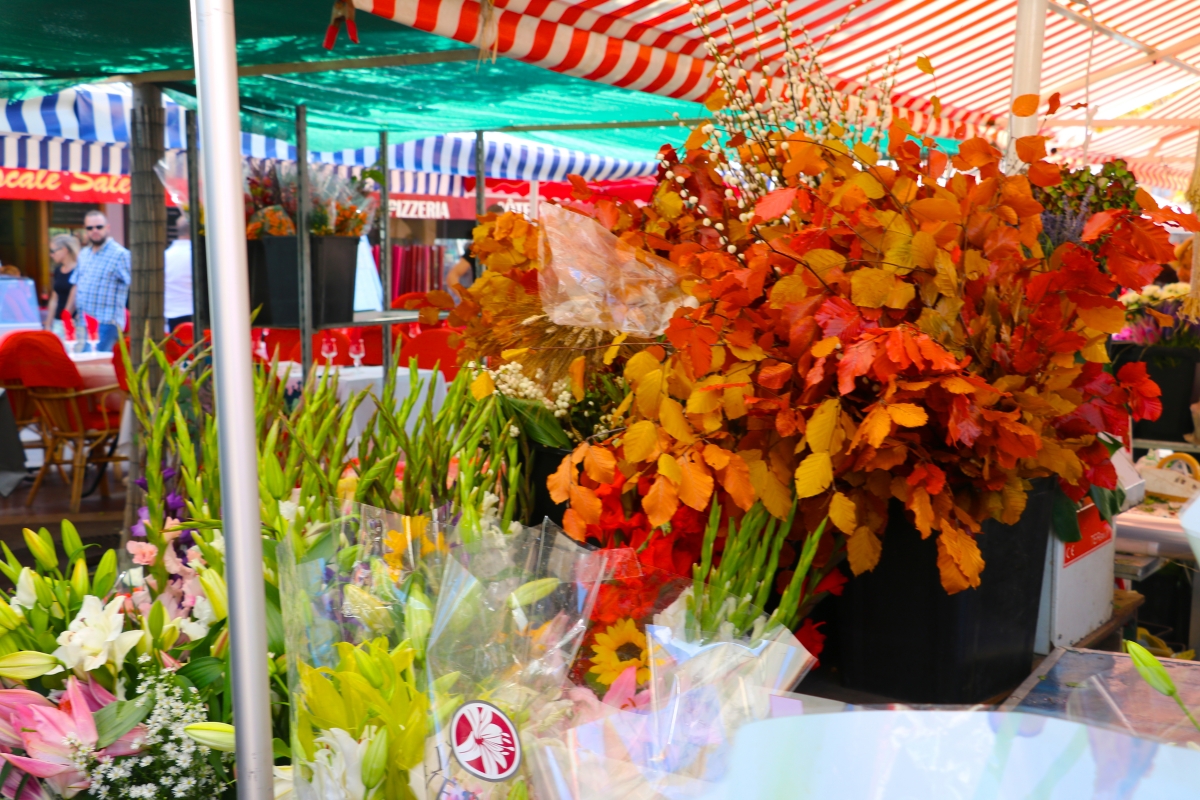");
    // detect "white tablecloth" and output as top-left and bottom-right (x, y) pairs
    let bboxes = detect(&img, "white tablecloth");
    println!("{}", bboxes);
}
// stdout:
(280, 363), (448, 442)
